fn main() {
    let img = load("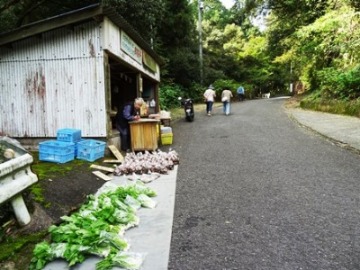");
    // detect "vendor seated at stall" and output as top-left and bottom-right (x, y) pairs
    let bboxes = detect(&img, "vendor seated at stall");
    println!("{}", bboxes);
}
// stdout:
(115, 98), (144, 152)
